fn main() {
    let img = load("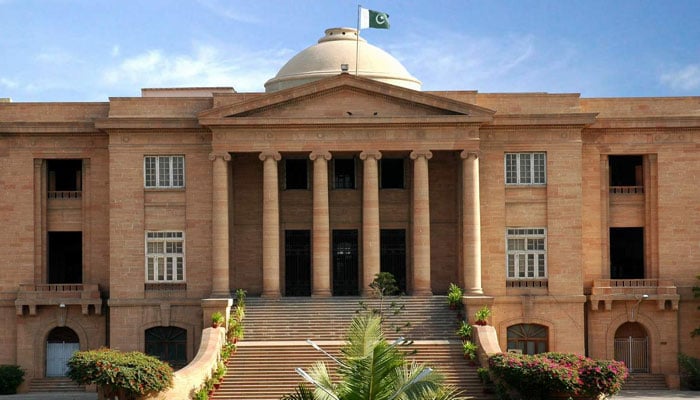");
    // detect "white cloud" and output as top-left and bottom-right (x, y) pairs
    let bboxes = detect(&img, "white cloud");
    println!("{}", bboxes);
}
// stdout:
(194, 0), (261, 23)
(101, 43), (293, 92)
(35, 48), (74, 65)
(0, 77), (19, 89)
(660, 65), (700, 92)
(111, 45), (120, 57)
